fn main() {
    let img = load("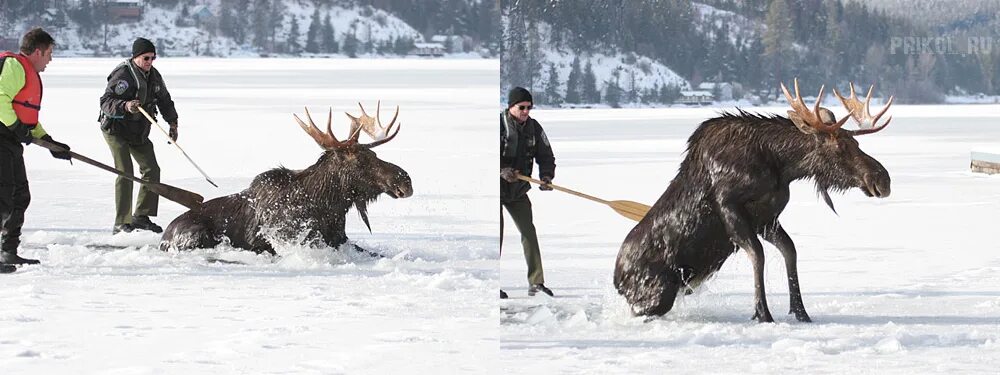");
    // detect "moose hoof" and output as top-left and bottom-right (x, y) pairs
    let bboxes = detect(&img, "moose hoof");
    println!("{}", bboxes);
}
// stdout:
(790, 309), (812, 322)
(751, 311), (775, 323)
